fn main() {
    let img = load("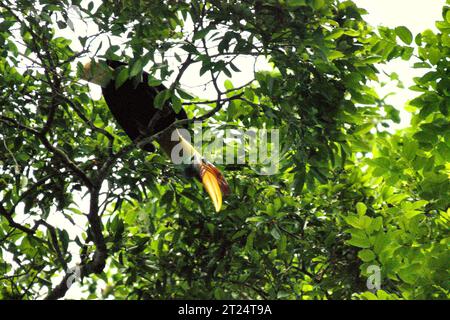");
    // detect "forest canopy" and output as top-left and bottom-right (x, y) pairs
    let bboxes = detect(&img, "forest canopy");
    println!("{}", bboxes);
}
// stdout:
(0, 0), (449, 300)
